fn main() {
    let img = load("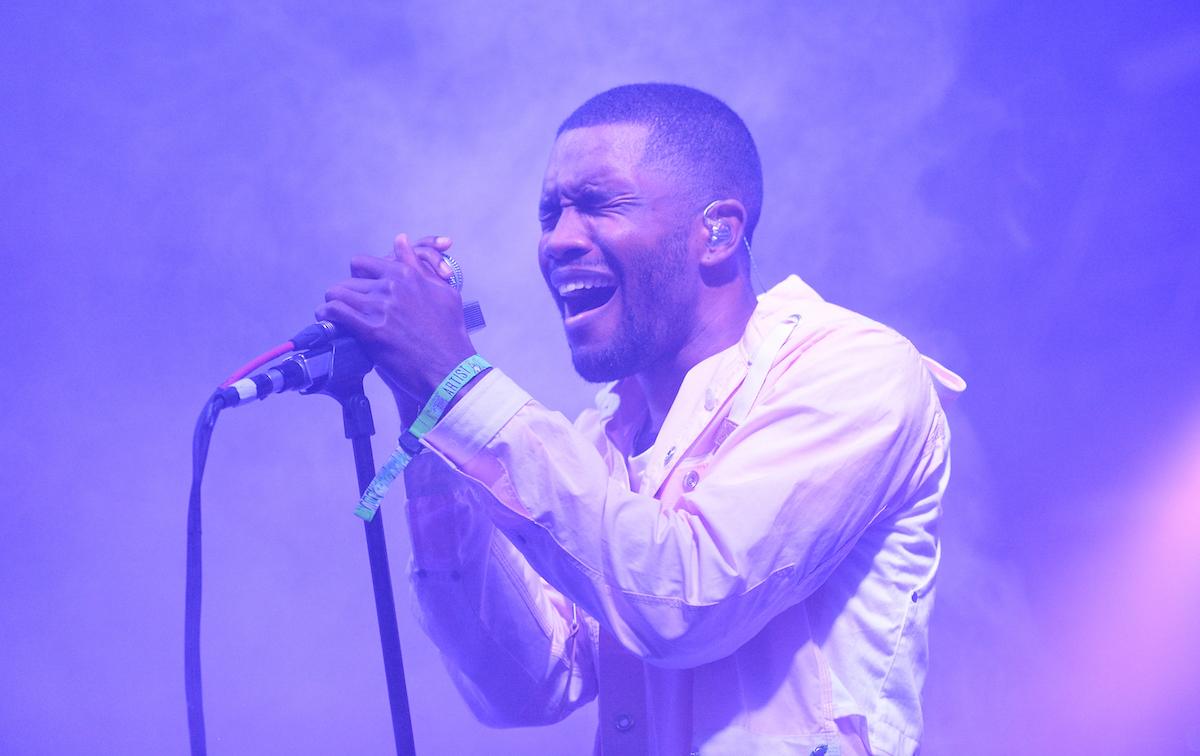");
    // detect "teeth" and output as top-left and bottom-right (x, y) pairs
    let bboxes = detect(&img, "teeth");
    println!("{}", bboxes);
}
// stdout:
(557, 280), (610, 296)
